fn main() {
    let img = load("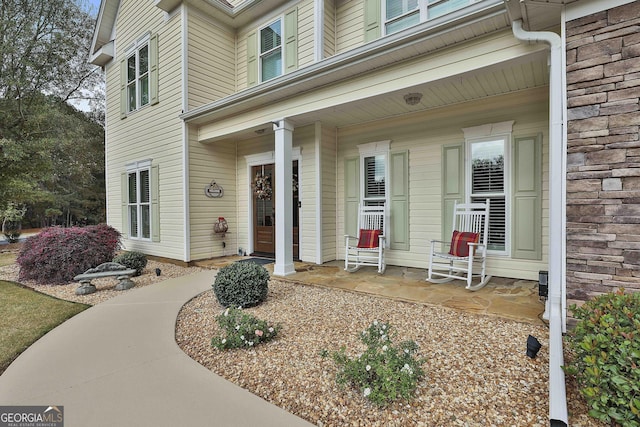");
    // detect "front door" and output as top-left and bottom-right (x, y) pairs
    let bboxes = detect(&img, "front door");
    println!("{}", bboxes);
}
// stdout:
(252, 162), (299, 259)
